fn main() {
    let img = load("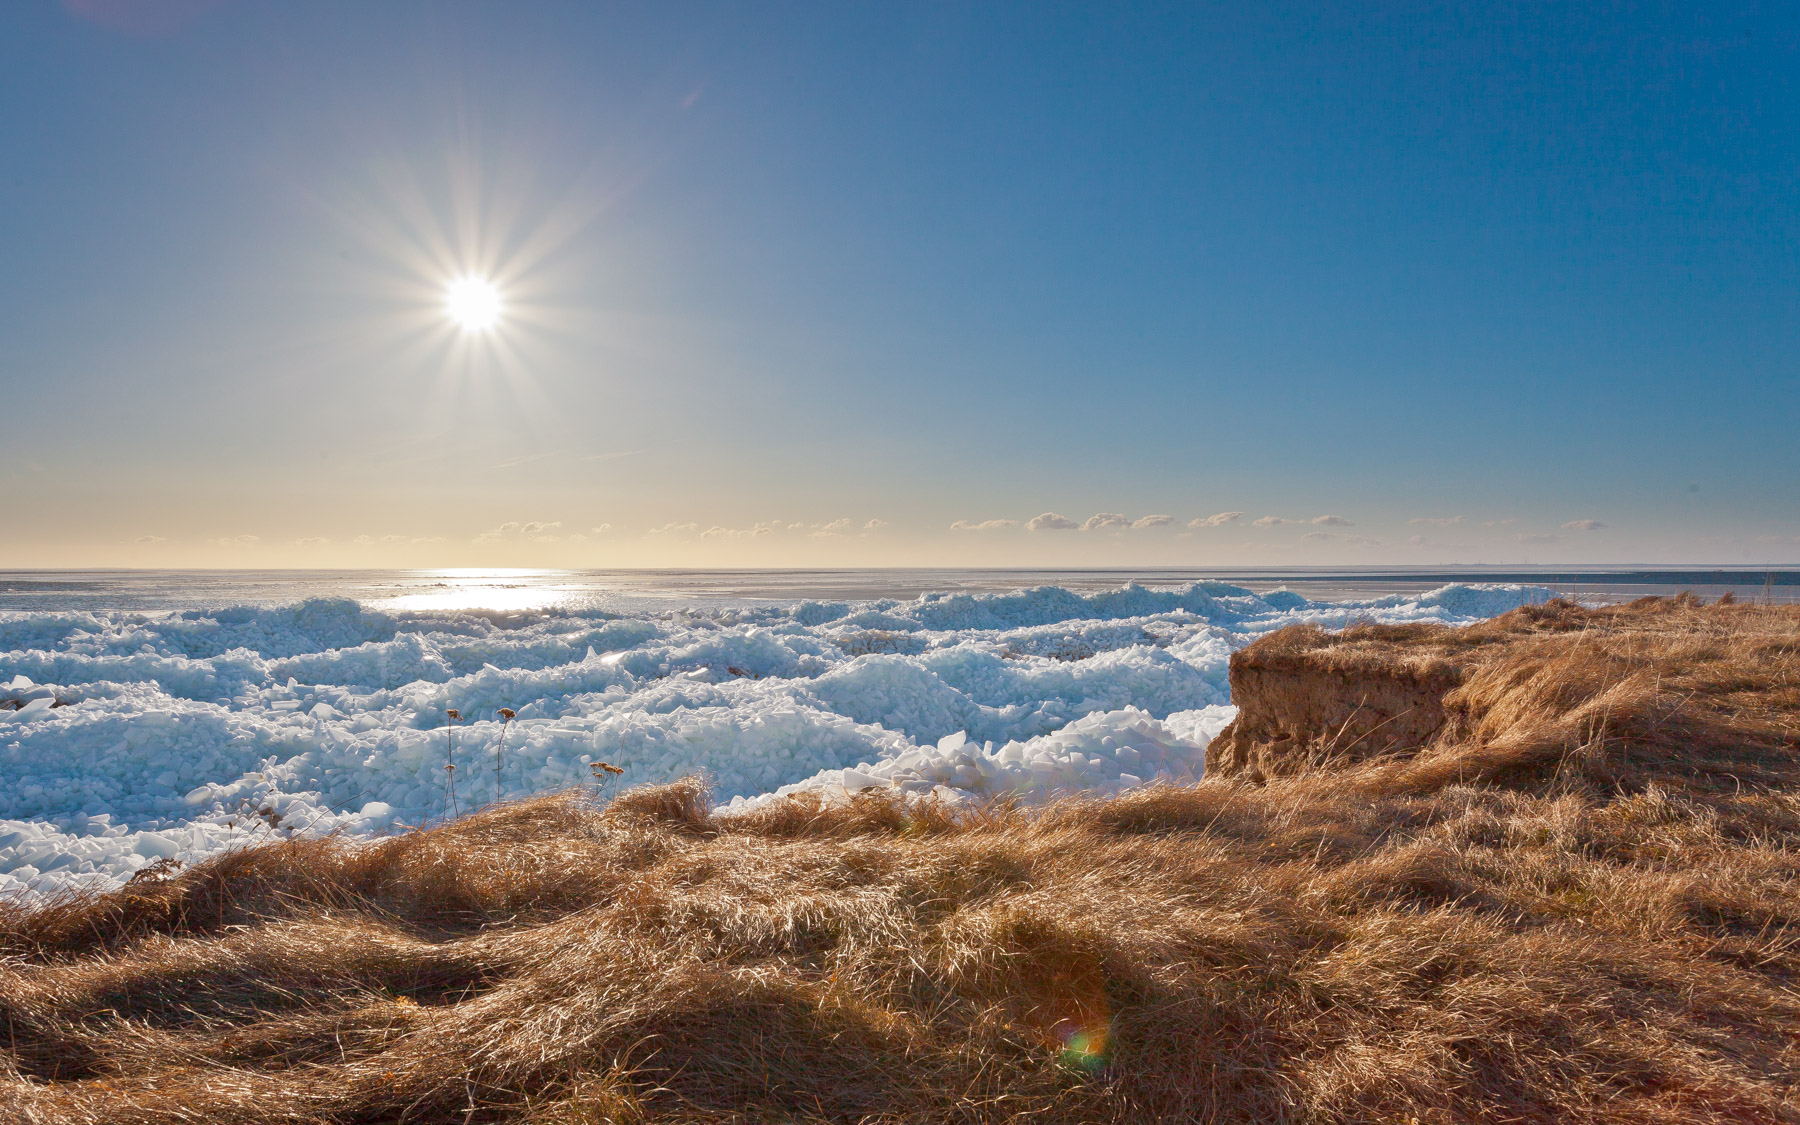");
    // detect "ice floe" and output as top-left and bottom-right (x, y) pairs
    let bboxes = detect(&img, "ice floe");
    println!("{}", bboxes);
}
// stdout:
(0, 581), (1555, 897)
